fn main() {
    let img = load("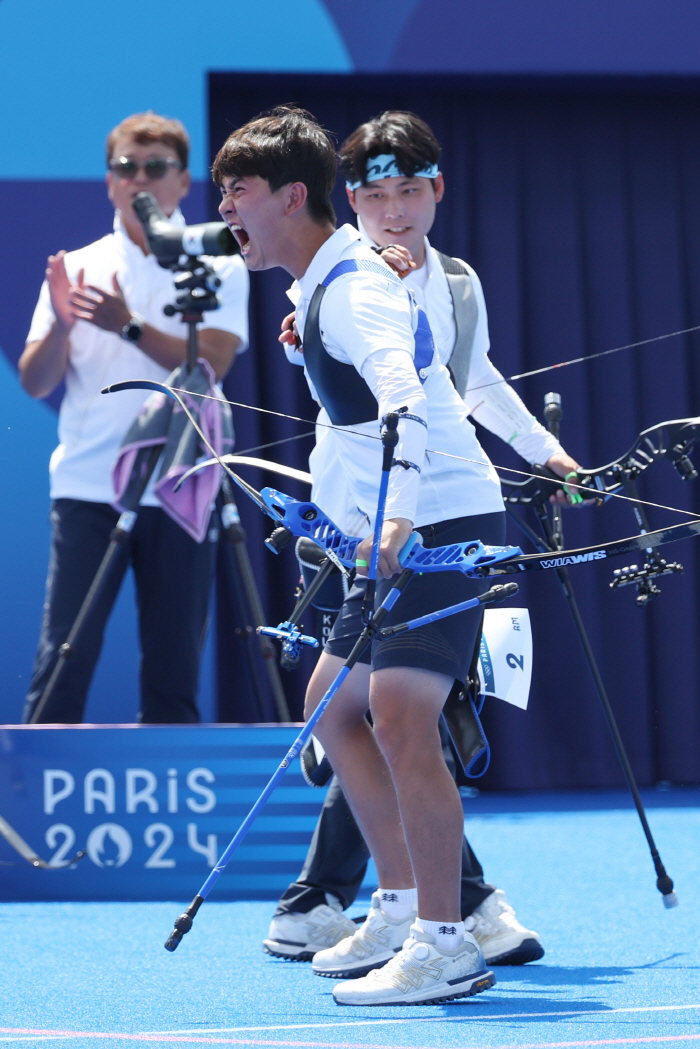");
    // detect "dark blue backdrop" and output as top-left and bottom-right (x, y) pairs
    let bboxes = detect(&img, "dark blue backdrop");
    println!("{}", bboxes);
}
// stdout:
(210, 73), (700, 789)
